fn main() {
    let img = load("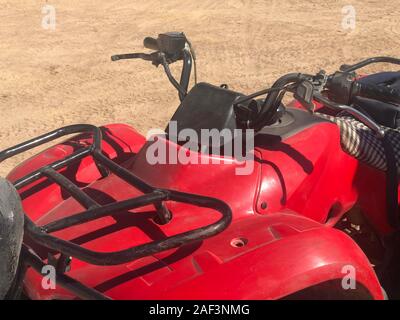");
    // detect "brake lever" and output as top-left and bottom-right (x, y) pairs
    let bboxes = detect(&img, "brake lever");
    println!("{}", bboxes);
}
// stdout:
(111, 52), (162, 66)
(313, 92), (385, 138)
(111, 52), (149, 61)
